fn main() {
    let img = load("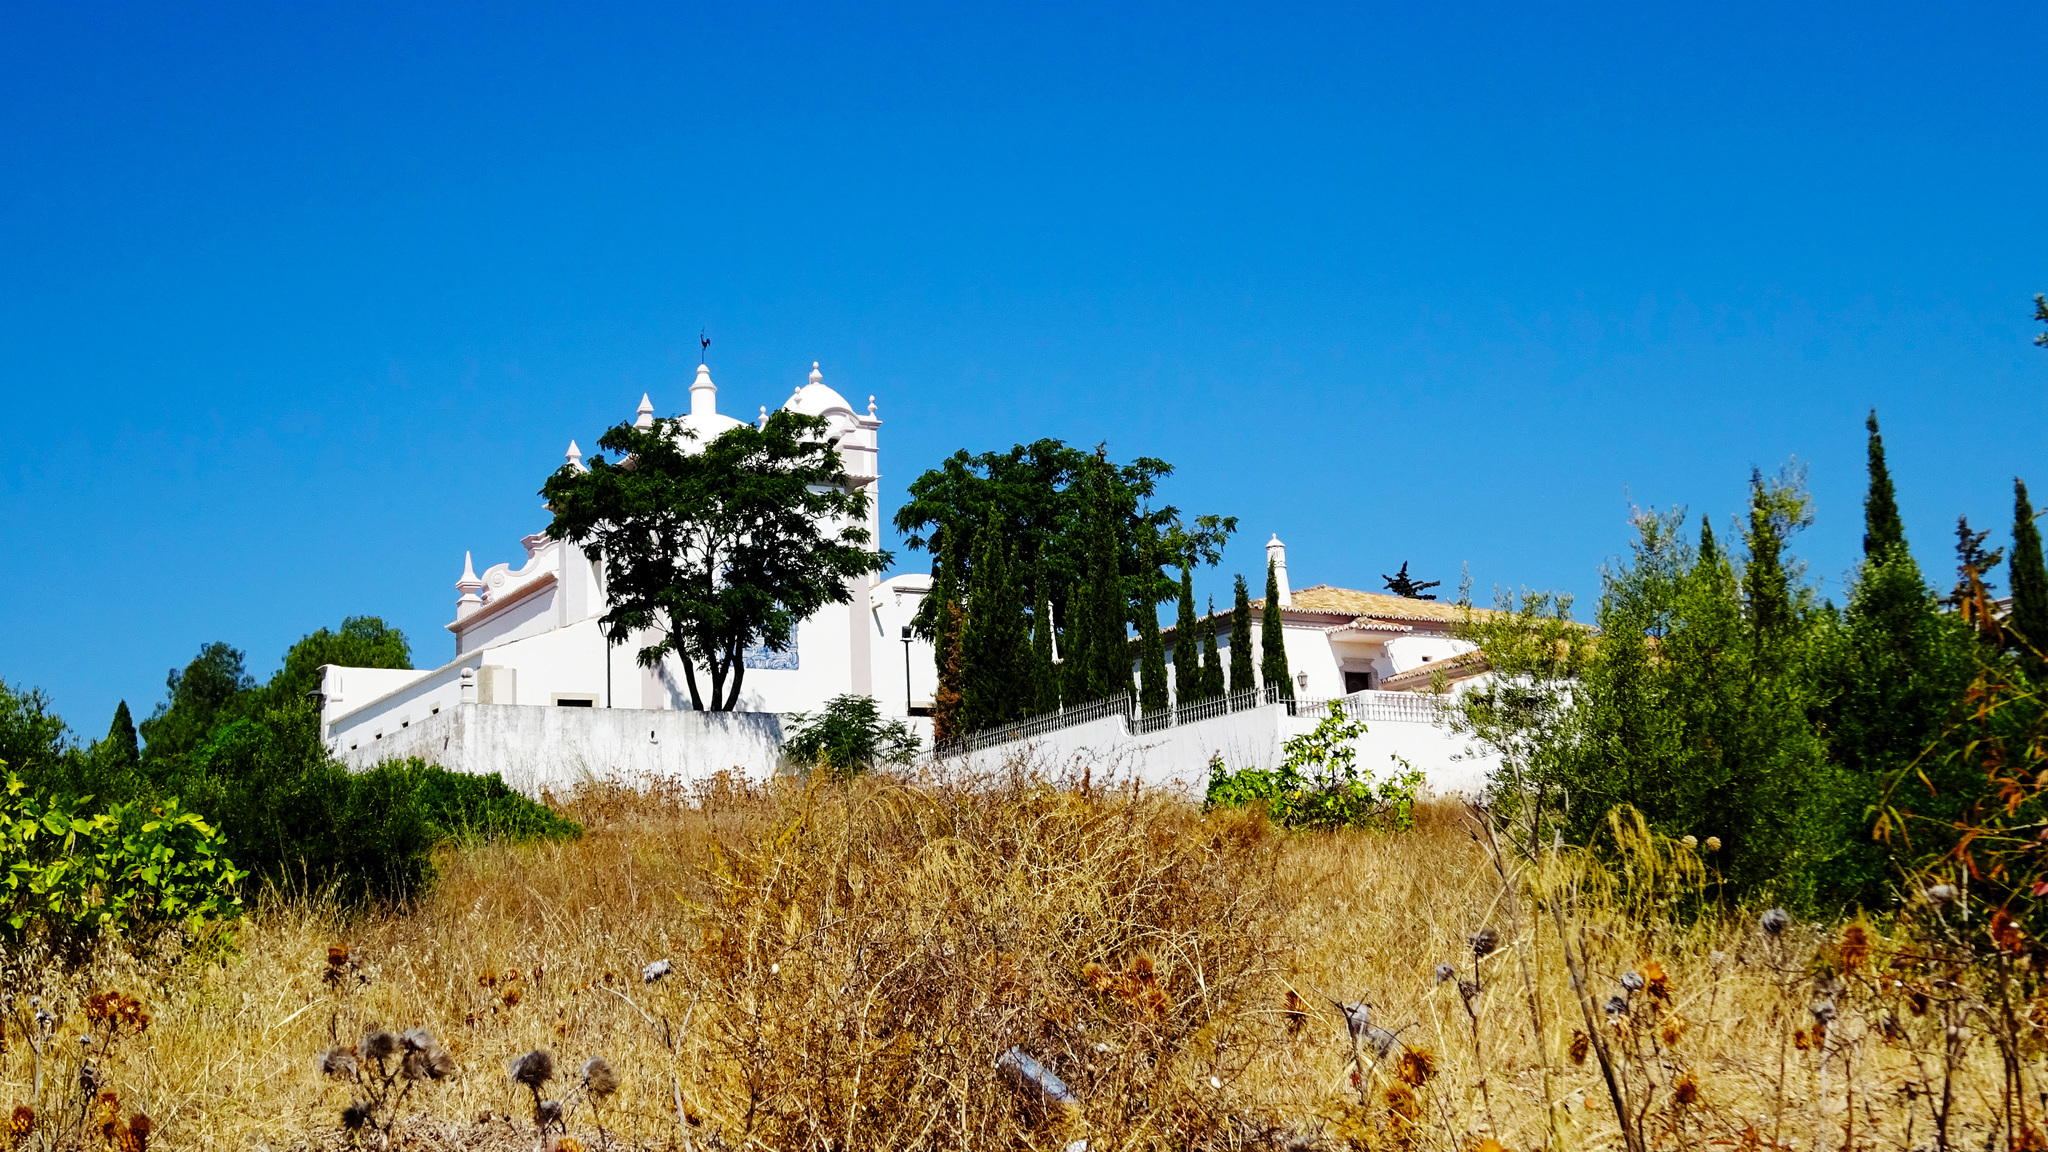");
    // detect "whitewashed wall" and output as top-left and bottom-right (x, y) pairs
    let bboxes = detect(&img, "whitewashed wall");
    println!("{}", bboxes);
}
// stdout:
(941, 697), (1497, 800)
(334, 702), (786, 796)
